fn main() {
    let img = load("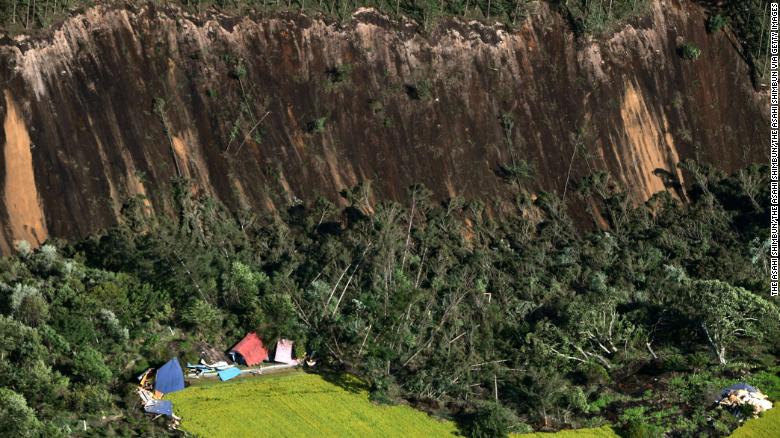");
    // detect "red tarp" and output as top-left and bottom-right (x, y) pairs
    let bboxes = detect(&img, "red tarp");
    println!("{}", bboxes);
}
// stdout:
(230, 332), (268, 366)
